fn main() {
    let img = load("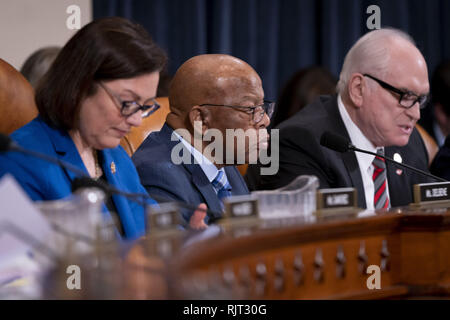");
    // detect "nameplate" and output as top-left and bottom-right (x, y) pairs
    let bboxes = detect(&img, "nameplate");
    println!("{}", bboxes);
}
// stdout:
(147, 203), (183, 232)
(223, 195), (259, 219)
(412, 182), (450, 207)
(315, 188), (359, 217)
(317, 188), (357, 209)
